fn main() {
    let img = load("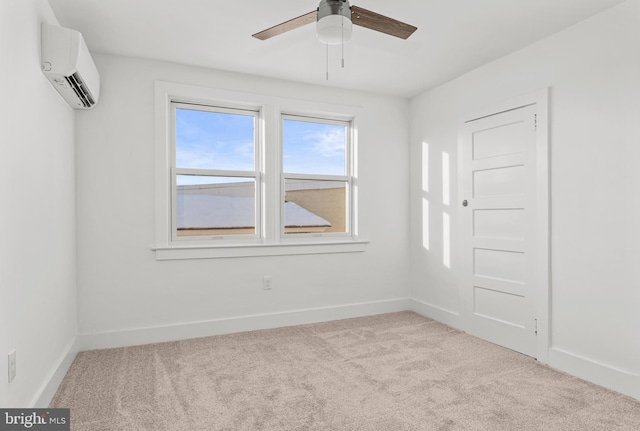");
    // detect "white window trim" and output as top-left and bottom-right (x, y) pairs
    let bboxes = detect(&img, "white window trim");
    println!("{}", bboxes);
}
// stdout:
(153, 80), (368, 260)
